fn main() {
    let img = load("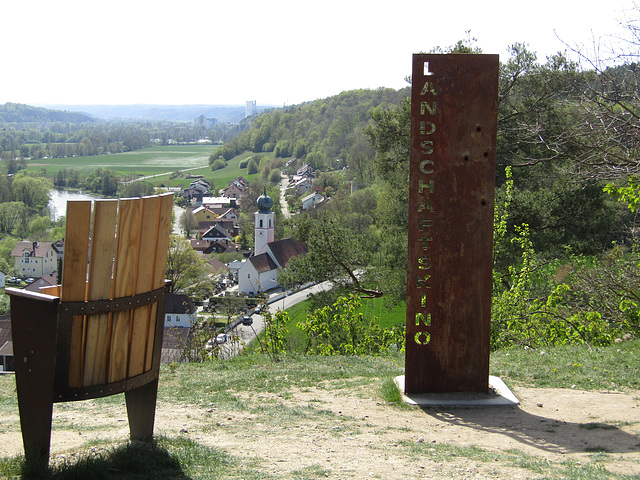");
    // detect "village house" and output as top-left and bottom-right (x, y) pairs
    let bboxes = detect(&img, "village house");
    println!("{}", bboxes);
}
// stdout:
(181, 179), (212, 205)
(164, 294), (198, 328)
(202, 196), (237, 209)
(192, 205), (218, 223)
(288, 176), (313, 196)
(52, 239), (64, 262)
(222, 183), (245, 199)
(301, 192), (327, 210)
(190, 239), (215, 255)
(218, 208), (239, 222)
(0, 315), (12, 372)
(202, 224), (234, 243)
(11, 241), (58, 278)
(207, 256), (229, 276)
(25, 273), (57, 292)
(296, 163), (315, 177)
